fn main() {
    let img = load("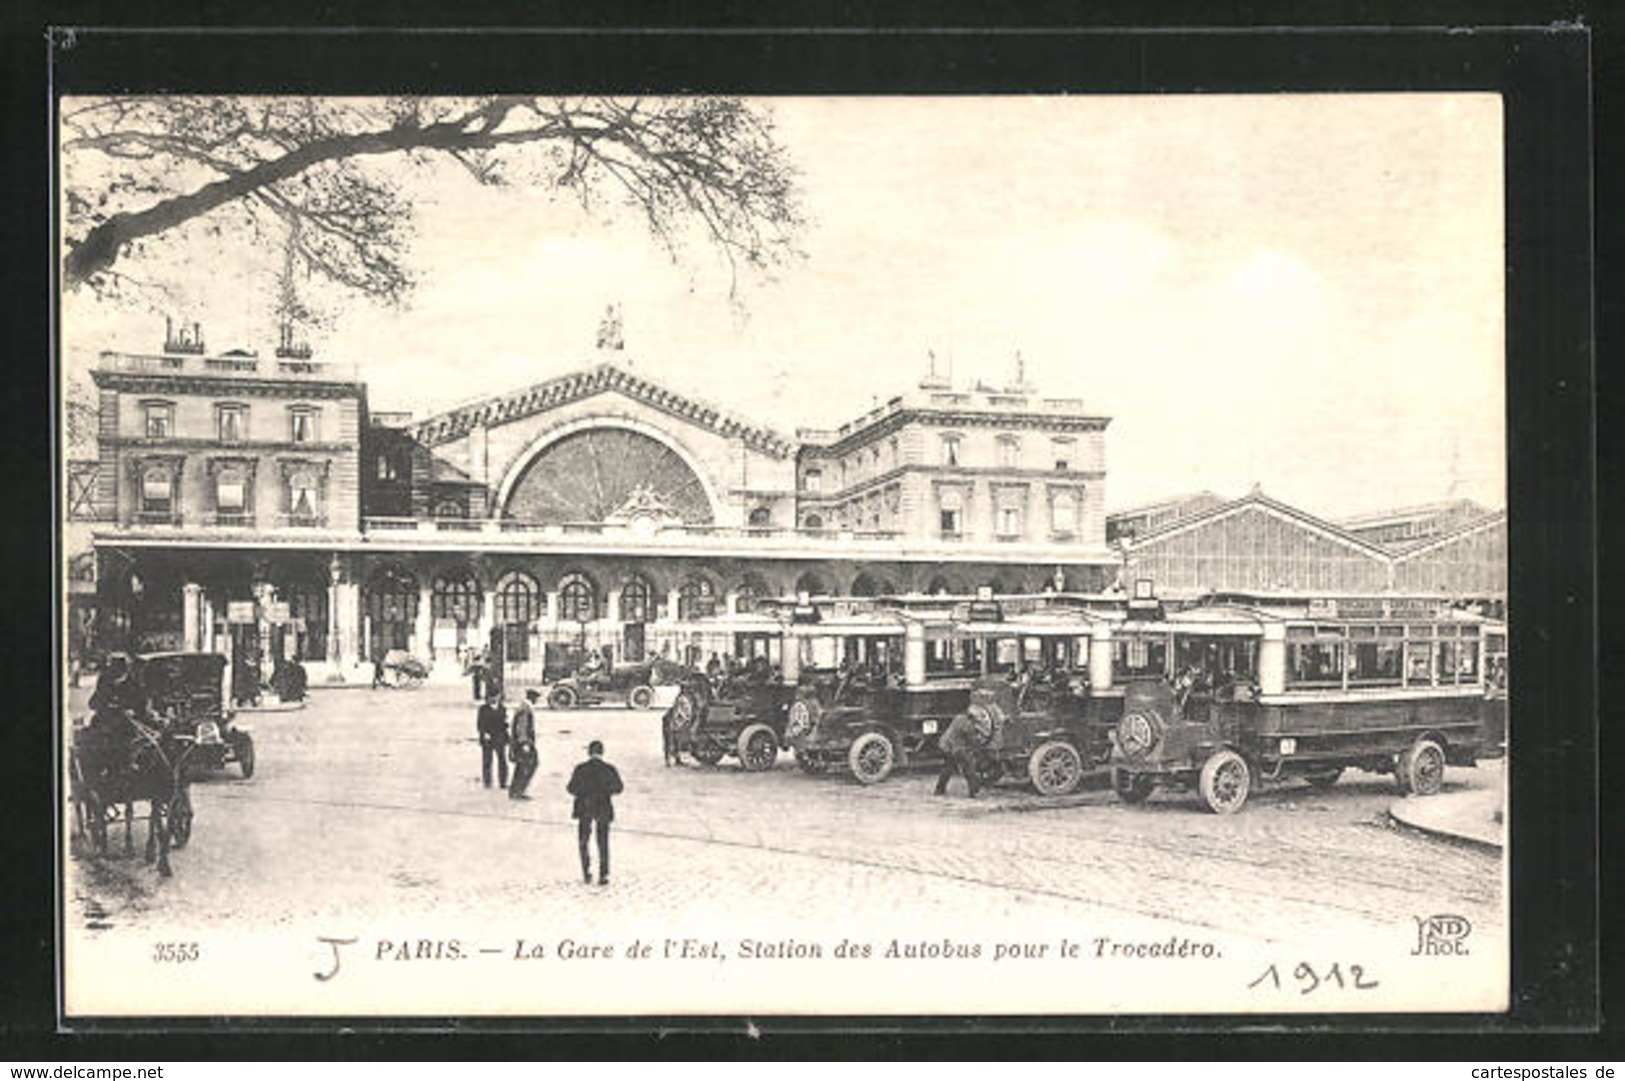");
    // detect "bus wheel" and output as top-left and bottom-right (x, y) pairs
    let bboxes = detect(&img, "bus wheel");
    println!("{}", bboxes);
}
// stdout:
(1397, 738), (1446, 796)
(848, 732), (895, 785)
(1028, 741), (1083, 796)
(1198, 750), (1251, 815)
